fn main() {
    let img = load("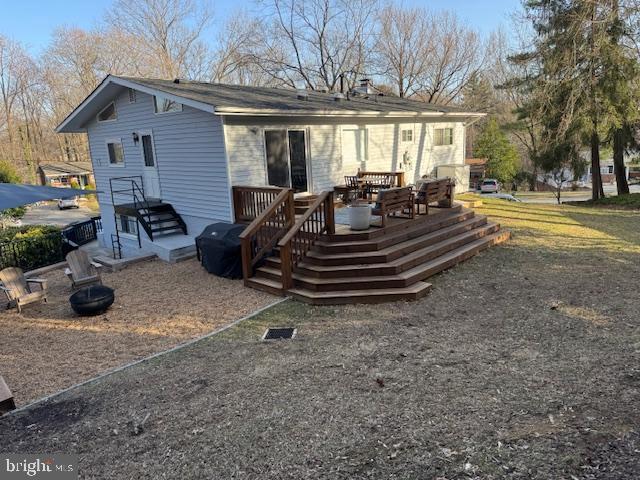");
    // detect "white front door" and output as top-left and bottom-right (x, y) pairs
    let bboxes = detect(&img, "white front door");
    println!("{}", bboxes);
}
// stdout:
(342, 128), (367, 175)
(139, 131), (161, 199)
